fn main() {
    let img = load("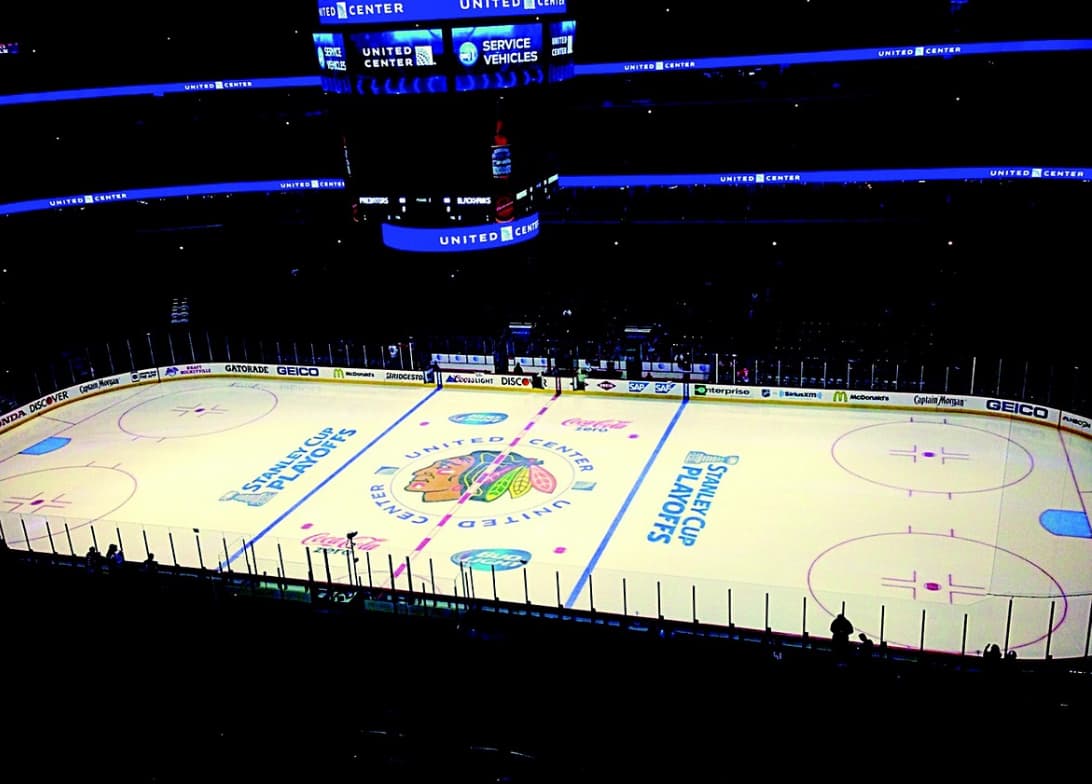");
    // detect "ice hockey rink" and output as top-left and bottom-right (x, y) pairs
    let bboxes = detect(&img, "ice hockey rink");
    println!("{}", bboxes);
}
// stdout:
(2, 374), (1091, 659)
